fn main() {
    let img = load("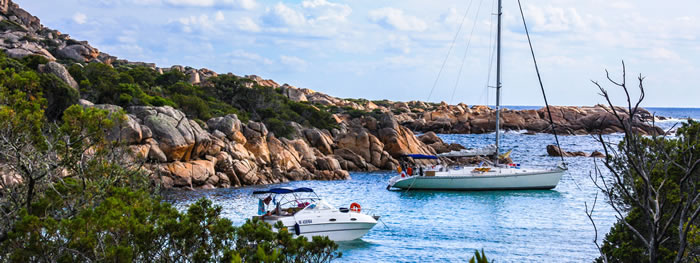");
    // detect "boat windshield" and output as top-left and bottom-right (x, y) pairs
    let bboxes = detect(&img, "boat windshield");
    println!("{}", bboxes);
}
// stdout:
(253, 188), (323, 216)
